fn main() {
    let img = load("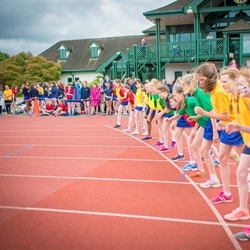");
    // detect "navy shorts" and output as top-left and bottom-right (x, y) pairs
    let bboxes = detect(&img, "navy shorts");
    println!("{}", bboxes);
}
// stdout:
(219, 130), (244, 146)
(203, 119), (214, 141)
(177, 116), (191, 128)
(24, 95), (29, 101)
(135, 106), (143, 111)
(39, 95), (45, 101)
(242, 145), (250, 155)
(105, 97), (112, 101)
(162, 113), (174, 118)
(145, 107), (156, 117)
(120, 101), (128, 106)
